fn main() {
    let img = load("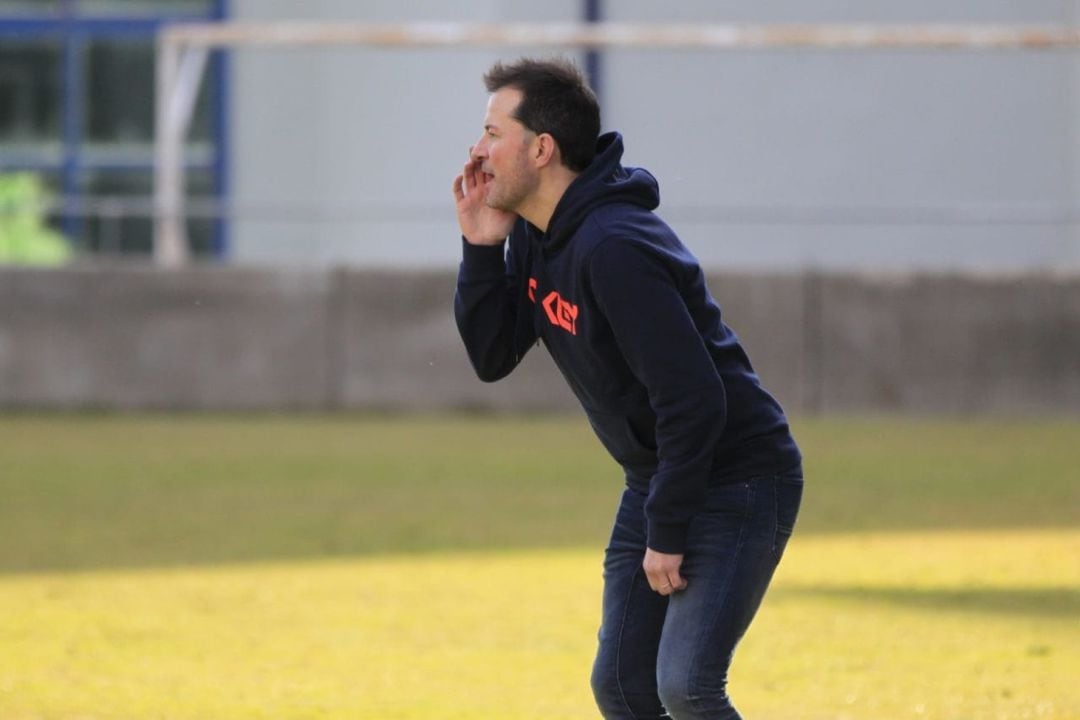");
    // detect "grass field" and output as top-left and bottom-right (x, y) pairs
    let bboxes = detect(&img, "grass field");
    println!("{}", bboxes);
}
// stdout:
(0, 414), (1077, 719)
